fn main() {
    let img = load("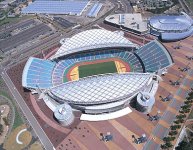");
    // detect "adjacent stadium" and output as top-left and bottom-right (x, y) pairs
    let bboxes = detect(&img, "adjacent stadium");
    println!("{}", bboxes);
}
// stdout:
(22, 29), (173, 125)
(148, 12), (193, 41)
